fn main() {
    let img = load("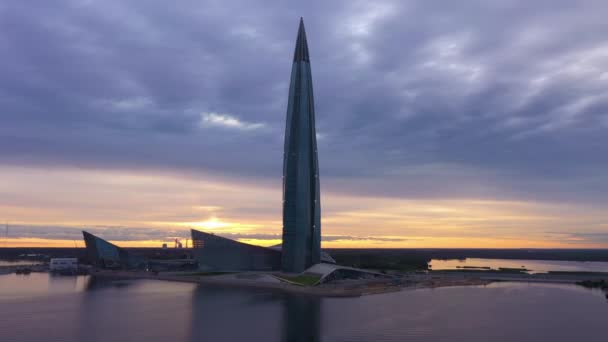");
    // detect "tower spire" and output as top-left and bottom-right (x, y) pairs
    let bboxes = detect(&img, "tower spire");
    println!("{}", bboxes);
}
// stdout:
(293, 18), (310, 62)
(282, 19), (321, 272)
